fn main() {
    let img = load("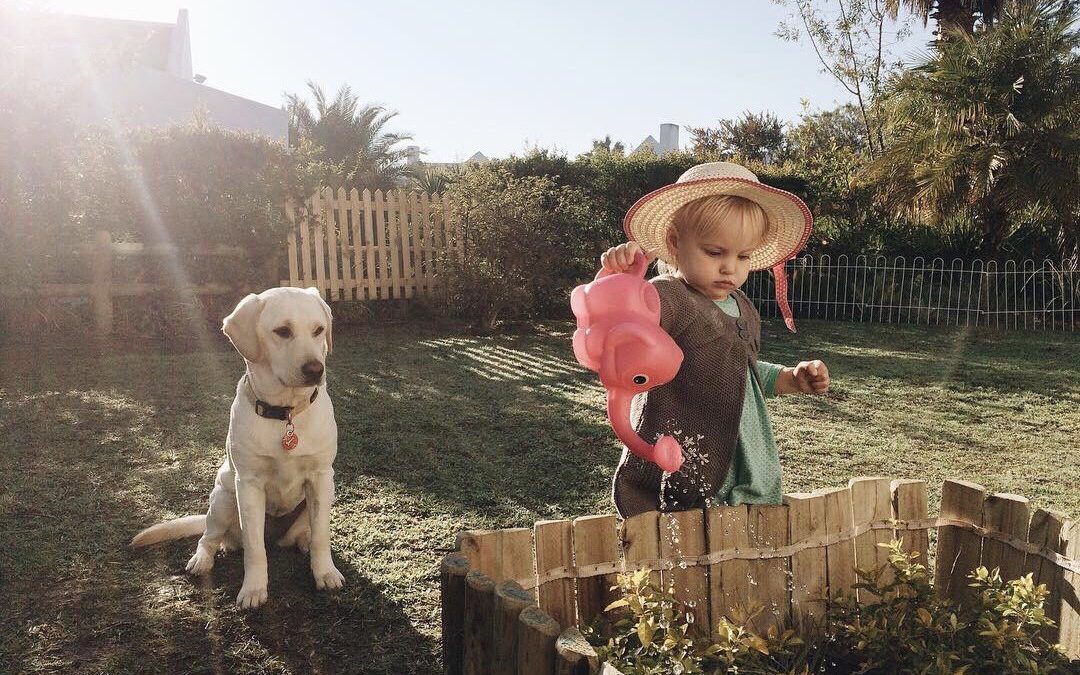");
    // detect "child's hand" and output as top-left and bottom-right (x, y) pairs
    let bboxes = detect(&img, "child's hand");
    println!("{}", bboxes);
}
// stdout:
(791, 360), (830, 394)
(600, 241), (643, 273)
